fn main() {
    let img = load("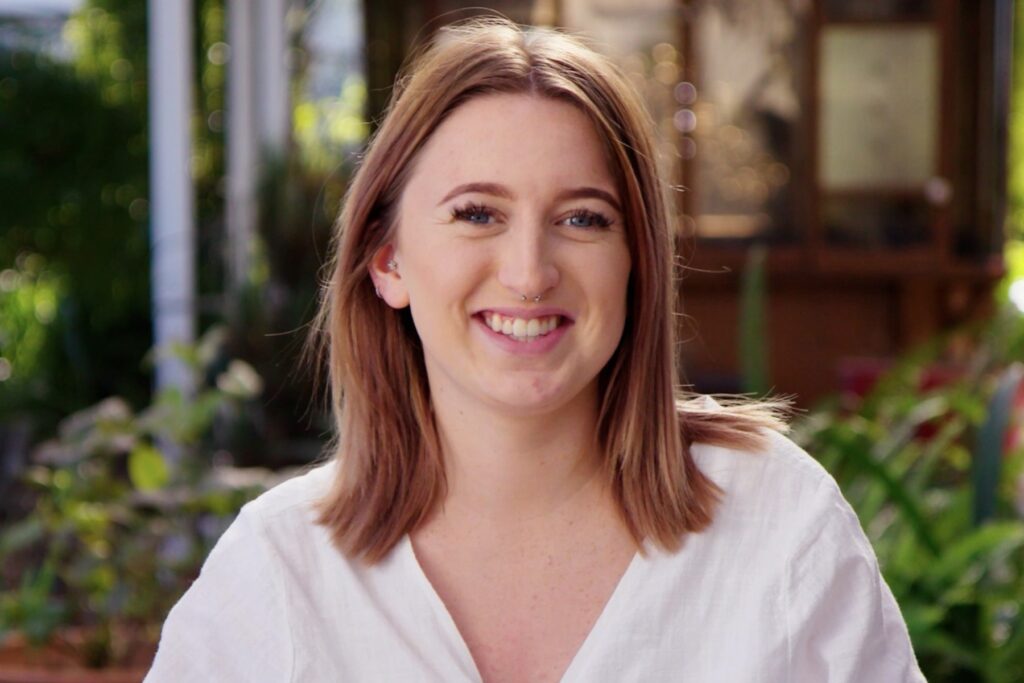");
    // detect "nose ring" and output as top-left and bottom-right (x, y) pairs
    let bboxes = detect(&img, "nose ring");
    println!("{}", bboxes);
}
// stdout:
(520, 294), (543, 303)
